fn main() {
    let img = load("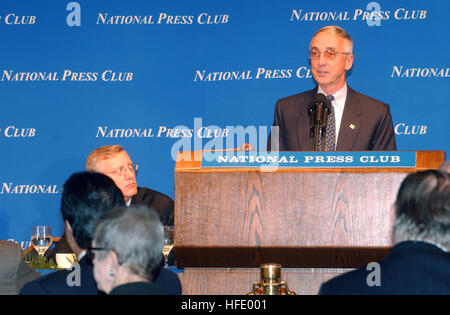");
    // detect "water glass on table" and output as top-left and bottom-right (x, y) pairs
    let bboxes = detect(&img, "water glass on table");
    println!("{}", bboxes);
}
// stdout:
(31, 226), (52, 257)
(162, 226), (174, 267)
